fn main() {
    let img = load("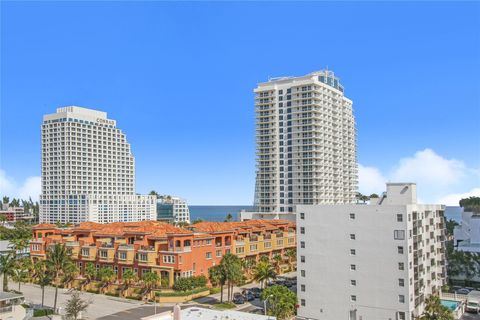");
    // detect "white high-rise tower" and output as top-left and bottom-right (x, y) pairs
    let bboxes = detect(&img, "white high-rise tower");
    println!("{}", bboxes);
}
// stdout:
(254, 70), (357, 214)
(40, 106), (156, 224)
